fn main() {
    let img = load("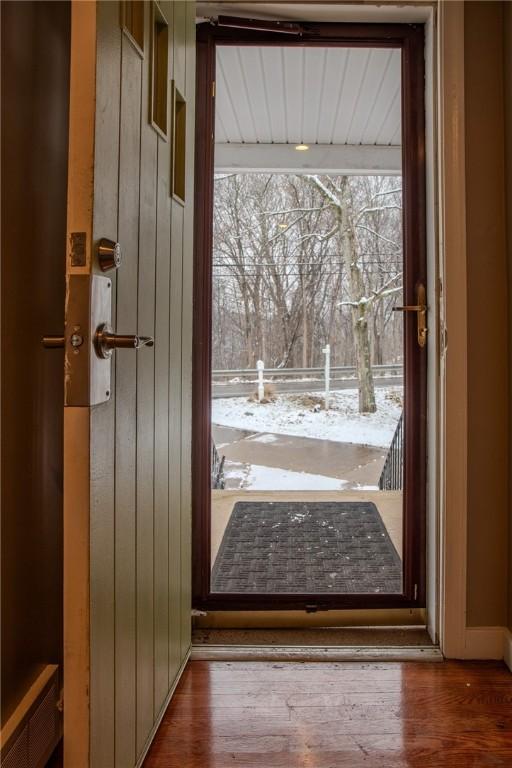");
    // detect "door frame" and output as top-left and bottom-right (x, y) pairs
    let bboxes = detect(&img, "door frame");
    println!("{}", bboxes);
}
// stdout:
(63, 3), (96, 763)
(192, 20), (427, 612)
